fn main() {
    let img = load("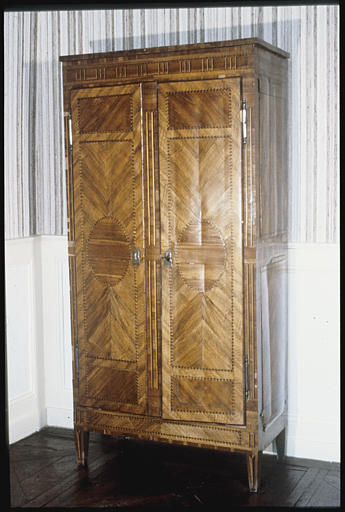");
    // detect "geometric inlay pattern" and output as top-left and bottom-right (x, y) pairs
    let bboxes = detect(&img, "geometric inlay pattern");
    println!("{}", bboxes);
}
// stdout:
(175, 220), (226, 293)
(78, 94), (132, 133)
(171, 375), (233, 415)
(87, 216), (130, 286)
(167, 89), (231, 130)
